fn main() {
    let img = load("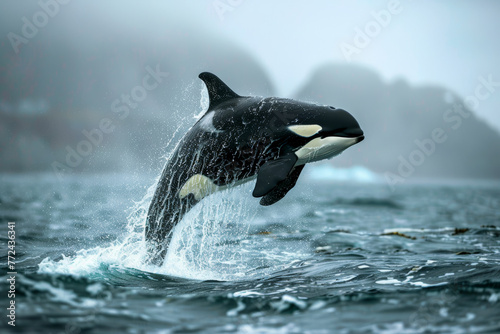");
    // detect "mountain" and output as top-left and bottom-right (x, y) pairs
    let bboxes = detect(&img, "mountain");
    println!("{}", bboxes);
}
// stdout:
(0, 25), (275, 174)
(294, 64), (500, 180)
